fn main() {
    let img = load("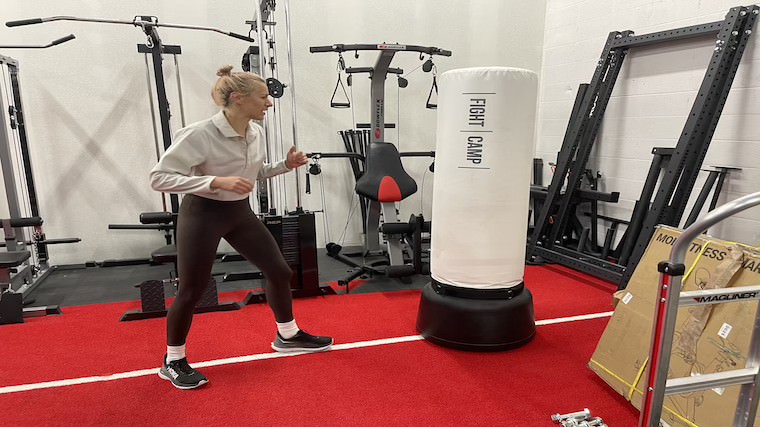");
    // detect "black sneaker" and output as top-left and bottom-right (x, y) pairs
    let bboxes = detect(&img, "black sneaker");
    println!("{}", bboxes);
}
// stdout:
(158, 356), (209, 389)
(271, 330), (333, 353)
